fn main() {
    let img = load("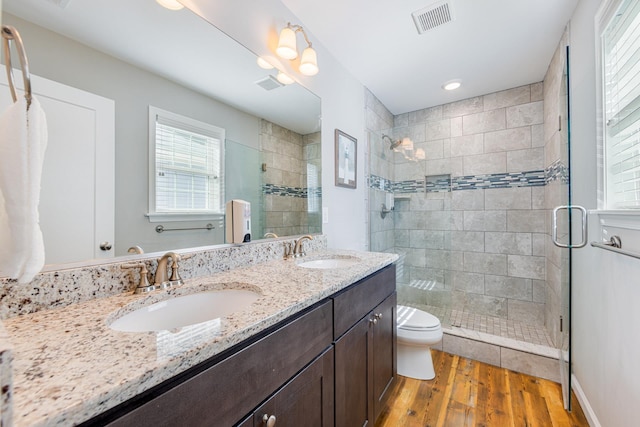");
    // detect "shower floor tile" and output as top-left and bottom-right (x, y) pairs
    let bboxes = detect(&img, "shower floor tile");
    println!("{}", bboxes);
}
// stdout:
(406, 303), (554, 347)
